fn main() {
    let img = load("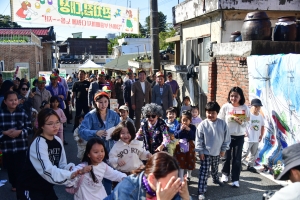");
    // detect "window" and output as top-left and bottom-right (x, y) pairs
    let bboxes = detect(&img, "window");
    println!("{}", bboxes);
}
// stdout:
(185, 37), (211, 65)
